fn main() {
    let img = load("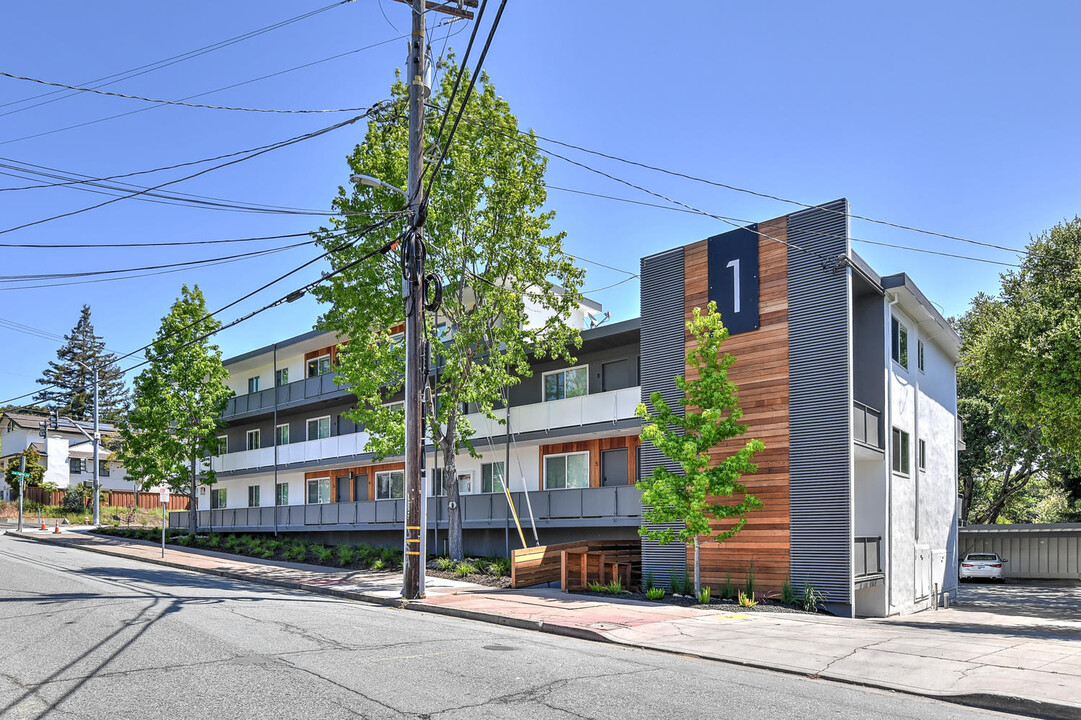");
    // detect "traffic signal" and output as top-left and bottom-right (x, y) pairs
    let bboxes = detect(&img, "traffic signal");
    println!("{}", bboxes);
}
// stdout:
(49, 407), (59, 430)
(38, 420), (47, 438)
